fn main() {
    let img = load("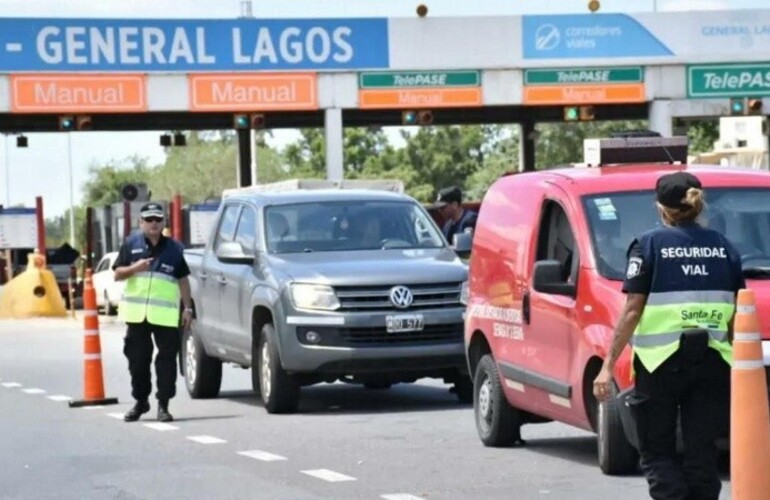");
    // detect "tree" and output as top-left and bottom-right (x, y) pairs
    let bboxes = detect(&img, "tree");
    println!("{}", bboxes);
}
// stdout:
(535, 120), (649, 169)
(686, 119), (719, 154)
